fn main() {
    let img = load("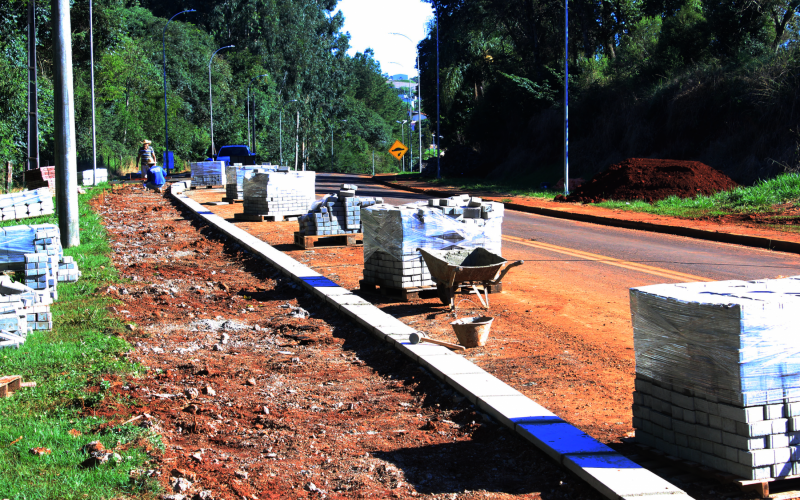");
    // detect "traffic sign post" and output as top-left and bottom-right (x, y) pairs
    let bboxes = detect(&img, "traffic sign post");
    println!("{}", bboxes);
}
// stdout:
(389, 140), (408, 161)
